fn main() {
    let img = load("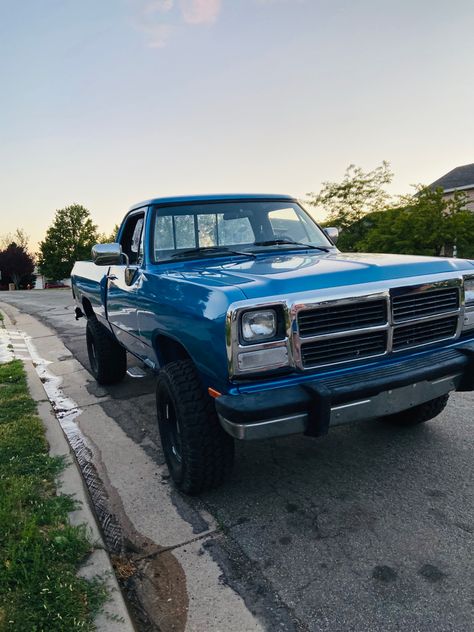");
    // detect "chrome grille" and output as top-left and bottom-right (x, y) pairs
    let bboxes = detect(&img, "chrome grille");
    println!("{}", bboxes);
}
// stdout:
(298, 299), (387, 337)
(292, 280), (462, 371)
(392, 287), (459, 322)
(392, 317), (458, 351)
(301, 331), (387, 368)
